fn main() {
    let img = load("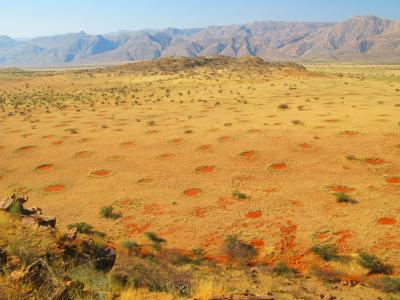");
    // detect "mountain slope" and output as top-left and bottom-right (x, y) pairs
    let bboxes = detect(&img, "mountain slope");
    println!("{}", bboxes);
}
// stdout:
(1, 15), (400, 66)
